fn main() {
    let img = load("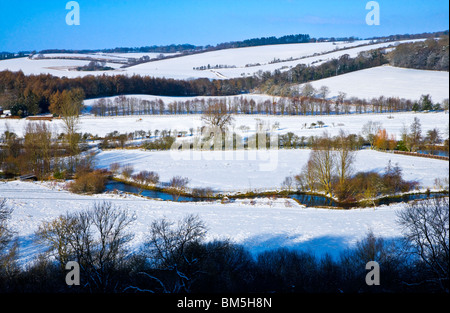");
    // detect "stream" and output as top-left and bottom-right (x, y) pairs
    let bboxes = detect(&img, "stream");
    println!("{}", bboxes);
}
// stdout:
(105, 180), (448, 208)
